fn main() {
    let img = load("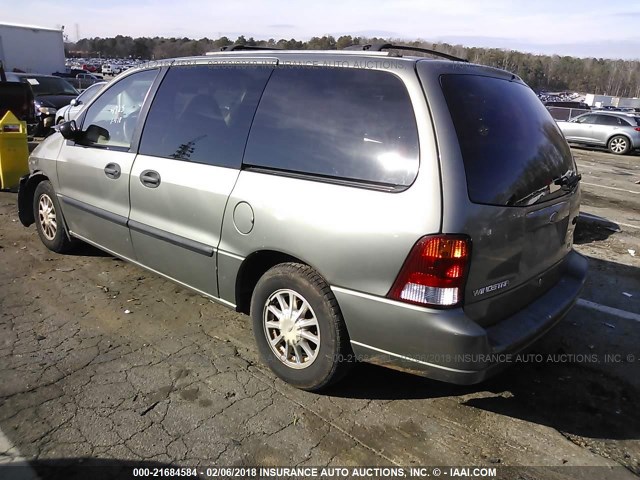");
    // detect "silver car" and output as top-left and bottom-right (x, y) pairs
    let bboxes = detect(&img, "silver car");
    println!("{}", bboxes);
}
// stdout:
(55, 81), (108, 125)
(557, 111), (640, 155)
(17, 46), (587, 391)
